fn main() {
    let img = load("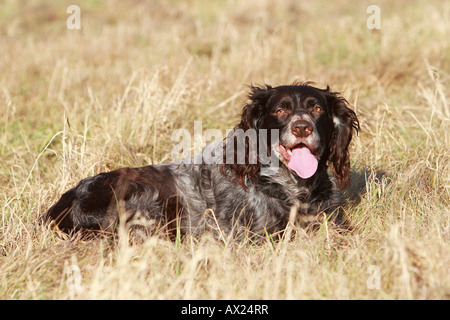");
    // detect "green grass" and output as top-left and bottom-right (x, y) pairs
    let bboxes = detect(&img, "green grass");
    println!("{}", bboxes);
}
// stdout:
(0, 0), (449, 299)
